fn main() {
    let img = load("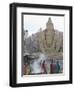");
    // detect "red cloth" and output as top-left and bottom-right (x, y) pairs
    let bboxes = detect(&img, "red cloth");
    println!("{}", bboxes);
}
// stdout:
(41, 62), (47, 74)
(50, 63), (56, 73)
